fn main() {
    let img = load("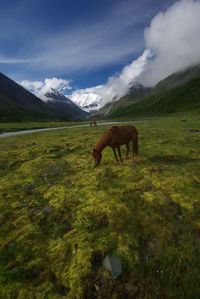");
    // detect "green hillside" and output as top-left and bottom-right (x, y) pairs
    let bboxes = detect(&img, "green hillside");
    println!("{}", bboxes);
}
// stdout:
(106, 72), (200, 119)
(154, 64), (200, 92)
(94, 97), (138, 118)
(95, 84), (150, 118)
(0, 72), (87, 122)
